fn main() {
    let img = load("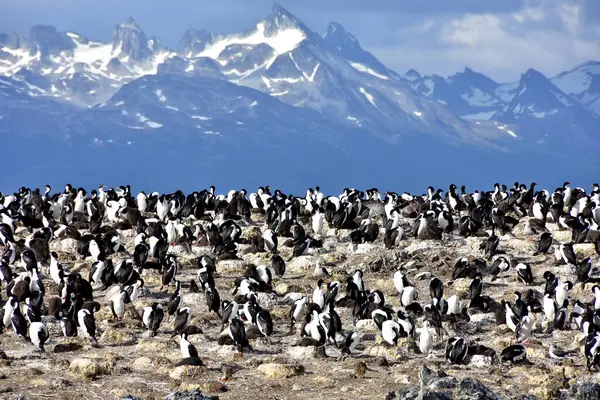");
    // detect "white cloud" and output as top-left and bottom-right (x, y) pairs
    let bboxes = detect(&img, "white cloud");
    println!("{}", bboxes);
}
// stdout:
(558, 3), (580, 34)
(513, 6), (546, 22)
(371, 0), (600, 82)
